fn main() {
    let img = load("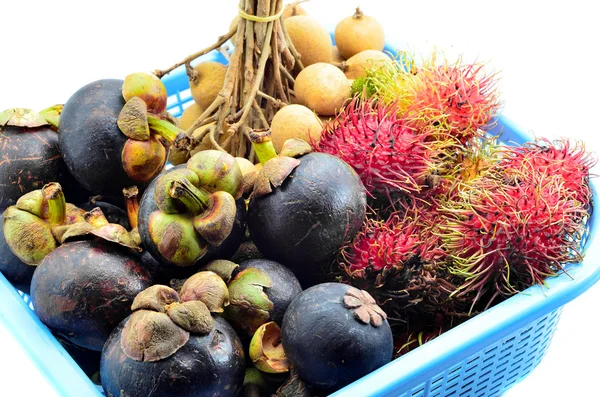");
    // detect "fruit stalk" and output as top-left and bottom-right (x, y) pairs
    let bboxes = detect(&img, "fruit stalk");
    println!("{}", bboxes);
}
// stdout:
(147, 115), (191, 150)
(41, 183), (66, 225)
(158, 0), (300, 161)
(169, 179), (212, 215)
(248, 129), (278, 164)
(123, 186), (140, 229)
